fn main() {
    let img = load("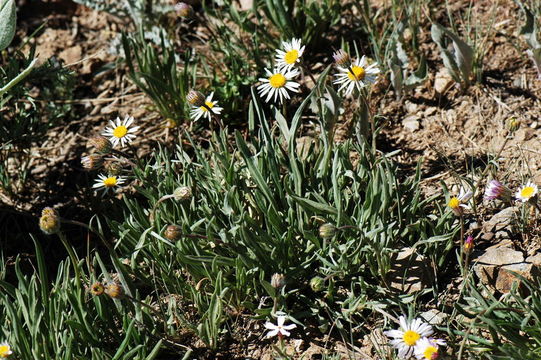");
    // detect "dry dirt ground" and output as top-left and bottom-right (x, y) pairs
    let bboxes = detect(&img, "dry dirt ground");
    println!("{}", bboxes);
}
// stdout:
(2, 0), (541, 358)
